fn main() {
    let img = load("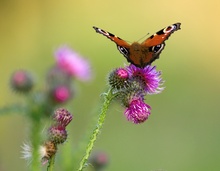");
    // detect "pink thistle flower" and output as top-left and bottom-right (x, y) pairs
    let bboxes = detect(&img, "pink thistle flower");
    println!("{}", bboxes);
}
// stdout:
(124, 99), (151, 124)
(127, 64), (164, 94)
(54, 46), (92, 81)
